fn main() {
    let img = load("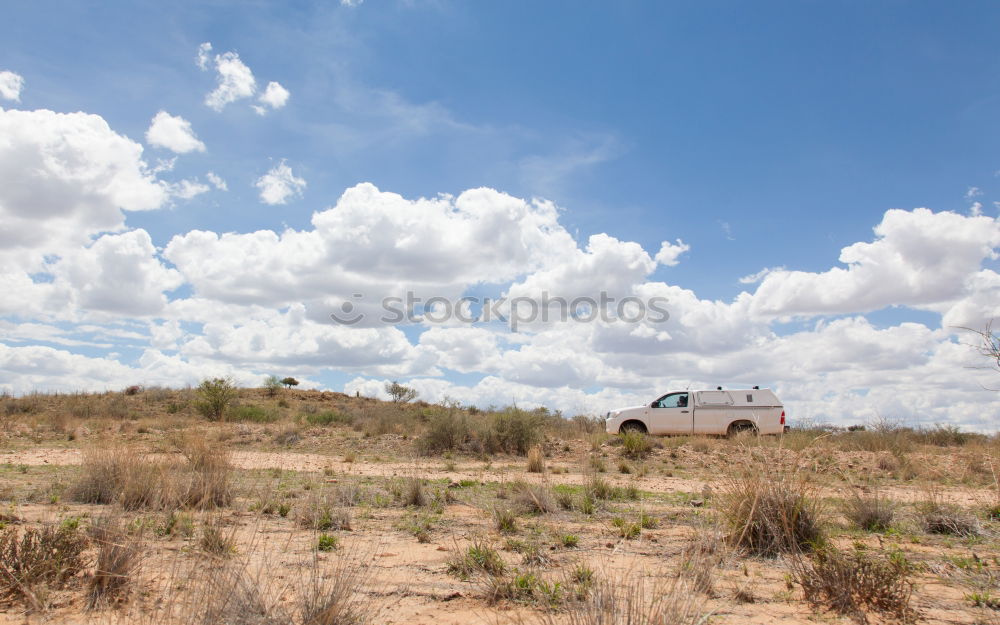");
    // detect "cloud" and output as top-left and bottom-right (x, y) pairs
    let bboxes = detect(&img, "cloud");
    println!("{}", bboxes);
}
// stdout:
(749, 208), (1000, 319)
(51, 229), (184, 316)
(145, 111), (206, 153)
(165, 183), (576, 309)
(204, 50), (257, 111)
(654, 239), (690, 267)
(196, 42), (212, 71)
(253, 81), (290, 115)
(340, 0), (364, 6)
(254, 160), (306, 205)
(169, 179), (211, 200)
(0, 107), (167, 273)
(0, 70), (24, 102)
(206, 171), (228, 191)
